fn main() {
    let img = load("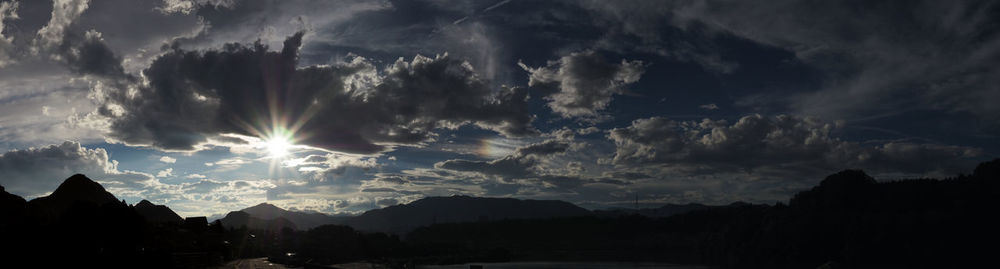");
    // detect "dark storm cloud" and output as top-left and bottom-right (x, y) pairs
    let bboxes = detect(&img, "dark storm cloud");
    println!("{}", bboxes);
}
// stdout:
(55, 30), (126, 78)
(92, 32), (535, 153)
(520, 50), (645, 118)
(608, 115), (983, 176)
